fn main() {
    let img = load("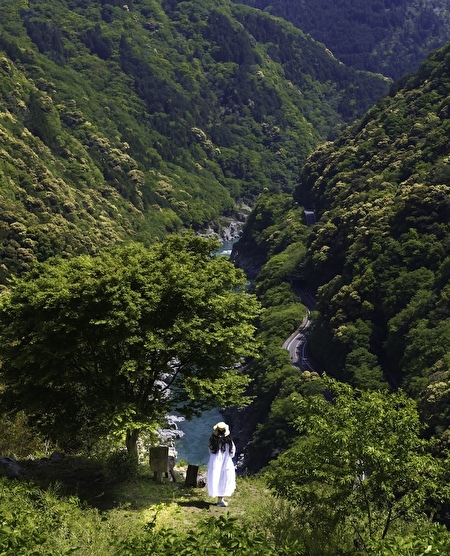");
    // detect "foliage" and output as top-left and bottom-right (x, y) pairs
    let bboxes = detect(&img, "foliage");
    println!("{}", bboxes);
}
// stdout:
(105, 449), (139, 482)
(258, 304), (304, 345)
(233, 192), (309, 277)
(231, 192), (315, 471)
(236, 0), (450, 80)
(0, 411), (51, 458)
(245, 372), (322, 472)
(0, 0), (389, 284)
(367, 523), (450, 555)
(265, 378), (450, 552)
(121, 512), (302, 555)
(0, 234), (261, 454)
(0, 469), (306, 556)
(227, 41), (450, 485)
(288, 41), (450, 412)
(0, 478), (114, 555)
(3, 452), (450, 556)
